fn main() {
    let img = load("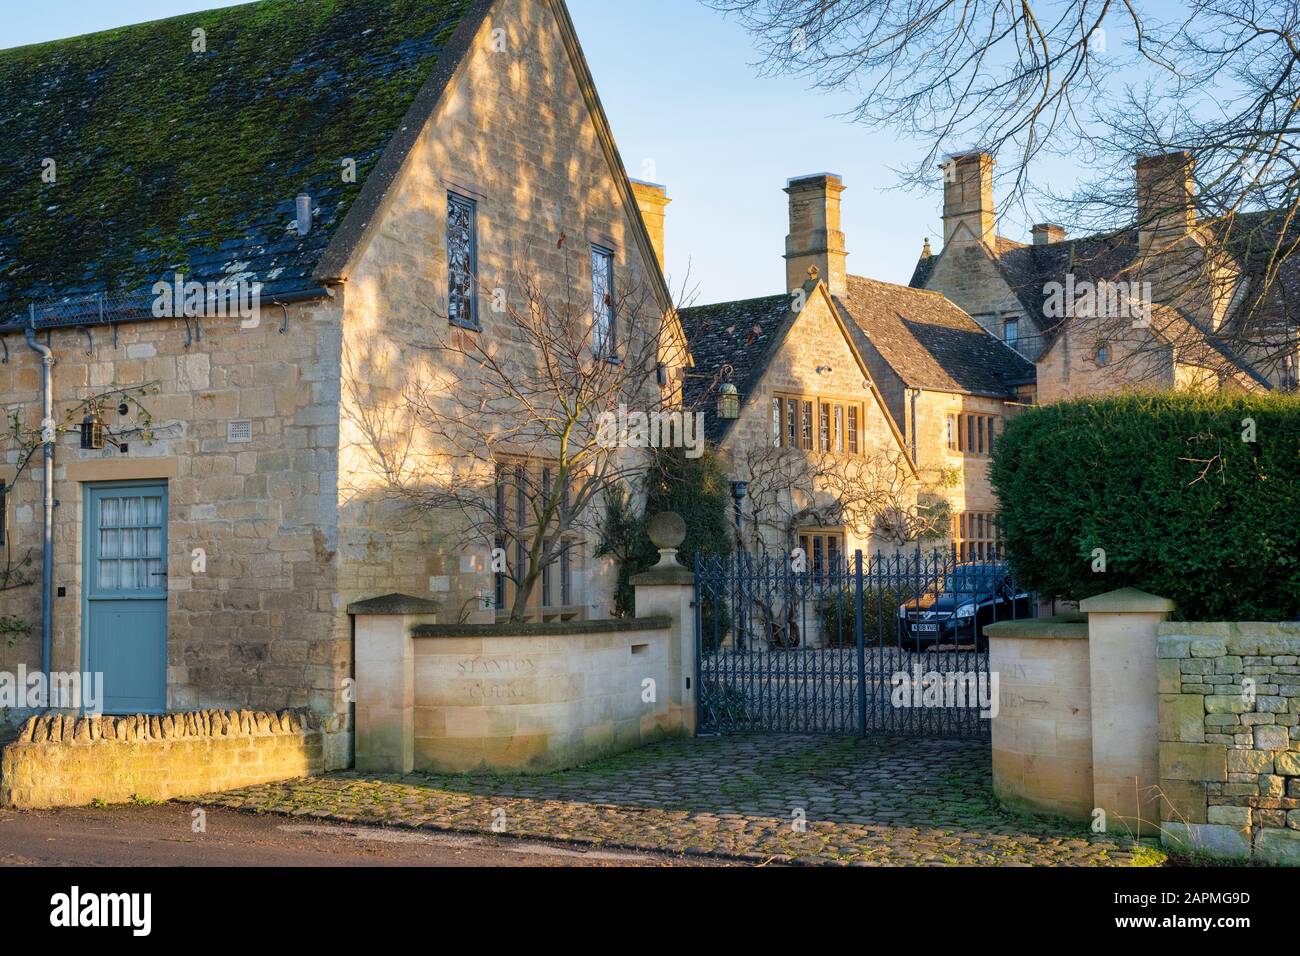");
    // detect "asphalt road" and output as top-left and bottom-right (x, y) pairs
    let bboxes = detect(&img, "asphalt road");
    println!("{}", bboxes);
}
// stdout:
(0, 804), (726, 867)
